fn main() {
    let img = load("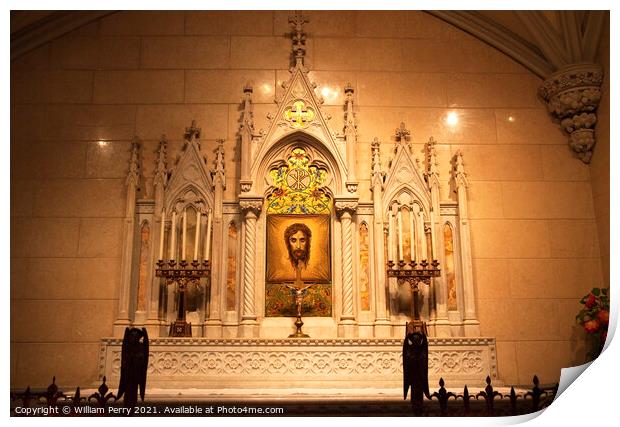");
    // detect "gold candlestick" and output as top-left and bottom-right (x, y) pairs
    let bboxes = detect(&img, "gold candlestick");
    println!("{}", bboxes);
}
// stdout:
(286, 266), (312, 338)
